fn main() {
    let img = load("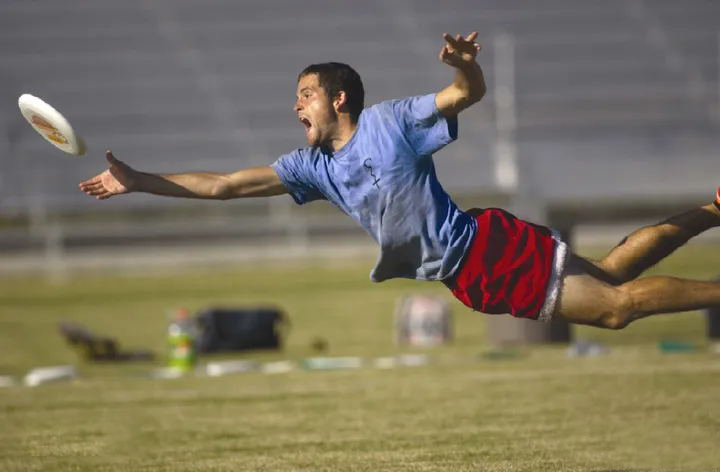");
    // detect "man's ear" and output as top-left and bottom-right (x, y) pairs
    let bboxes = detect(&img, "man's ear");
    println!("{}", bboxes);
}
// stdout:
(333, 91), (348, 114)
